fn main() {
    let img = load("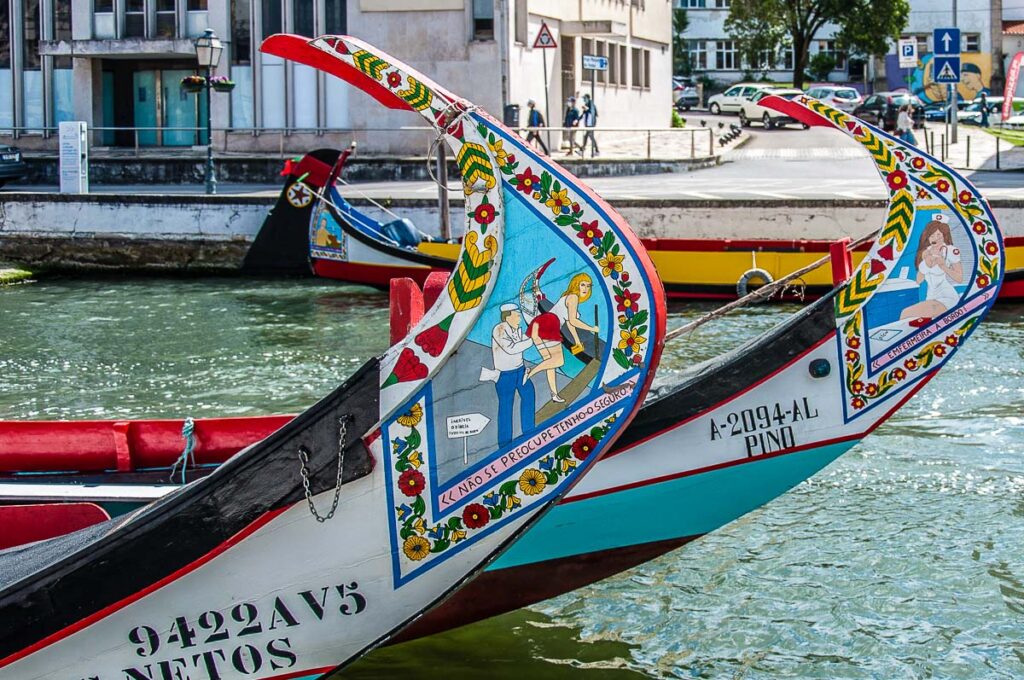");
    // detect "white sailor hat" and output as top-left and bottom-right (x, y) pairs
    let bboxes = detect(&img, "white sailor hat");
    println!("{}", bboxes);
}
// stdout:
(932, 213), (948, 223)
(500, 303), (519, 312)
